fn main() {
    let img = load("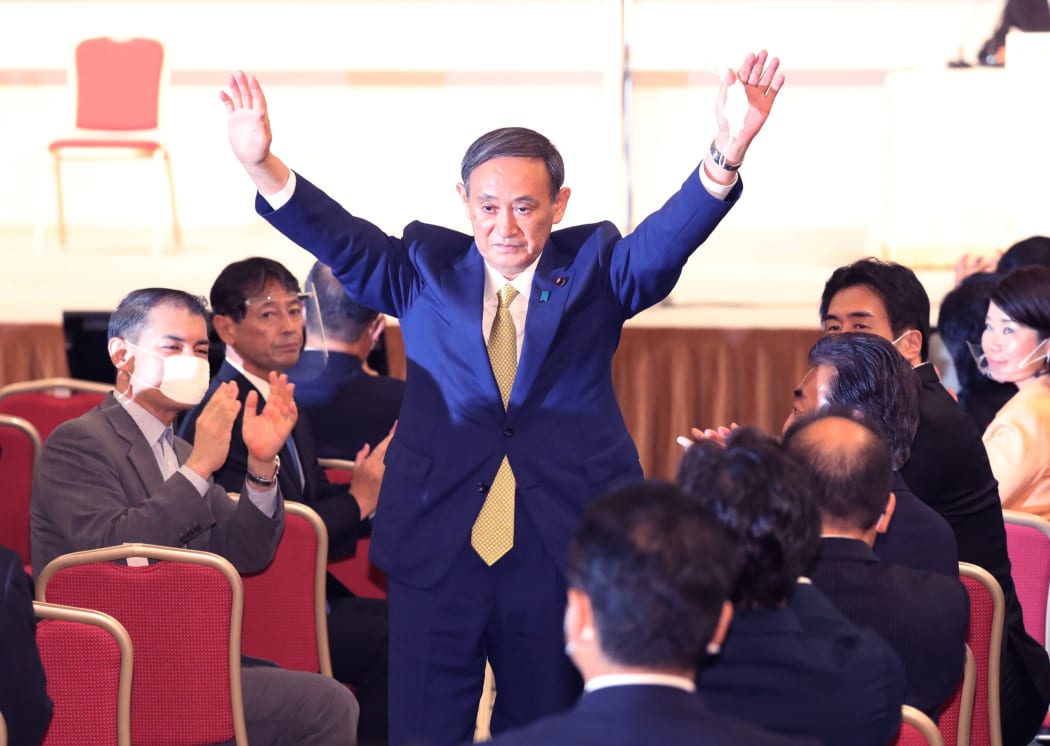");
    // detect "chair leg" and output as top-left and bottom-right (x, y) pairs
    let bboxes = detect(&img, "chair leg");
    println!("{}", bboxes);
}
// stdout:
(154, 148), (181, 255)
(53, 154), (67, 249)
(33, 152), (53, 255)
